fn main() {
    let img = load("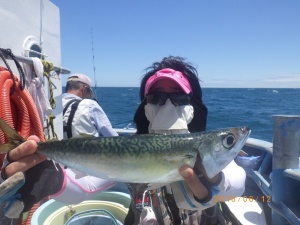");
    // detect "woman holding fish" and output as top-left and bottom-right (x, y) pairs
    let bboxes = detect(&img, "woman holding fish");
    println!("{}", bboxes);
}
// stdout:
(0, 56), (246, 224)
